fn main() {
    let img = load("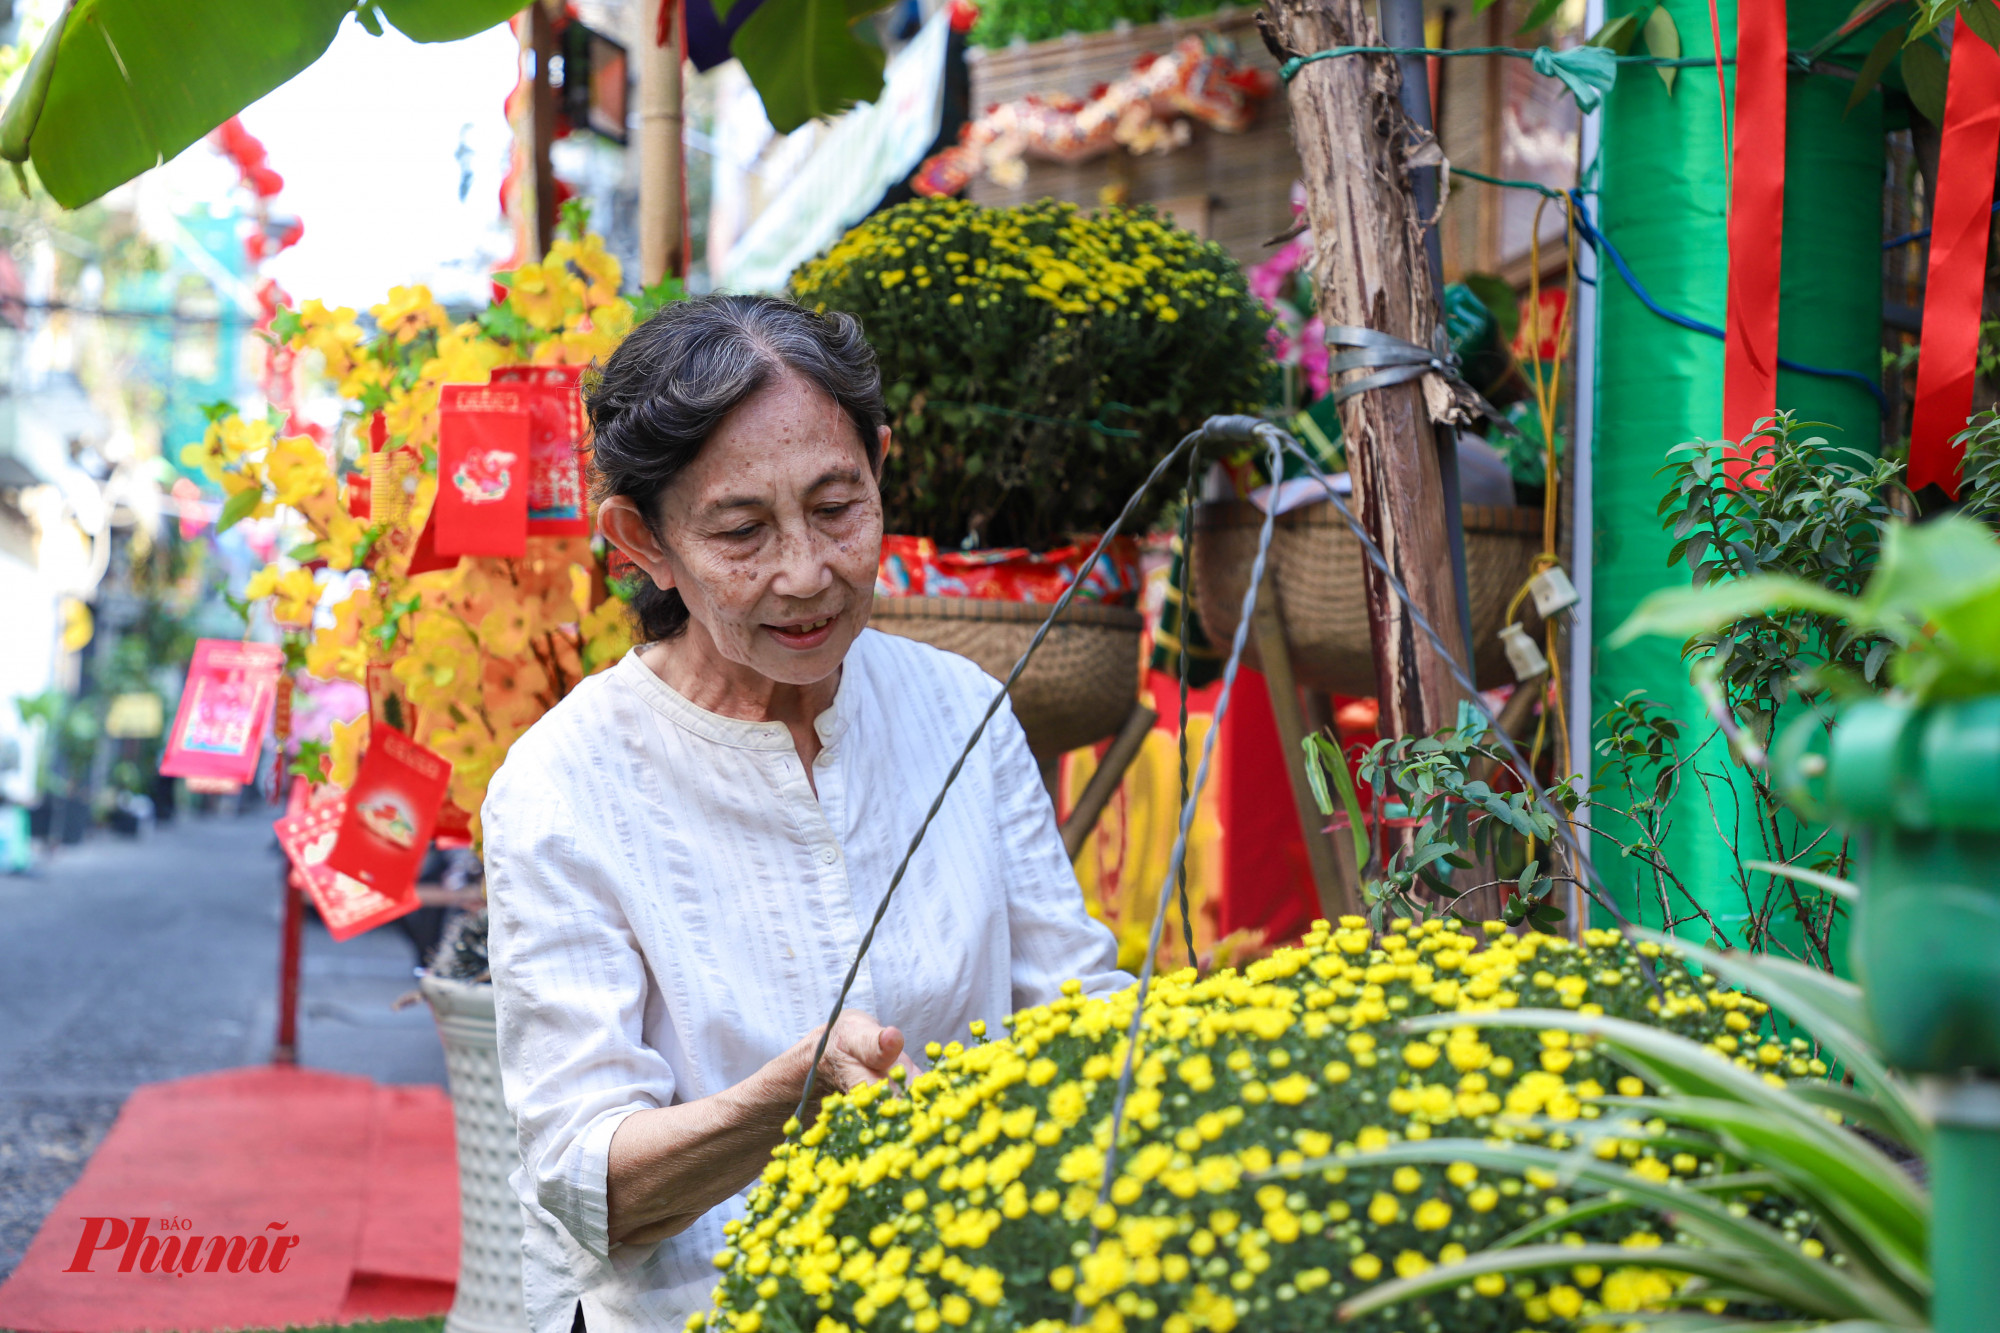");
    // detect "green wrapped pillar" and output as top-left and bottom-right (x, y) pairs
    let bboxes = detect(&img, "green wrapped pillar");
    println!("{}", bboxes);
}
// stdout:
(1588, 0), (1882, 937)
